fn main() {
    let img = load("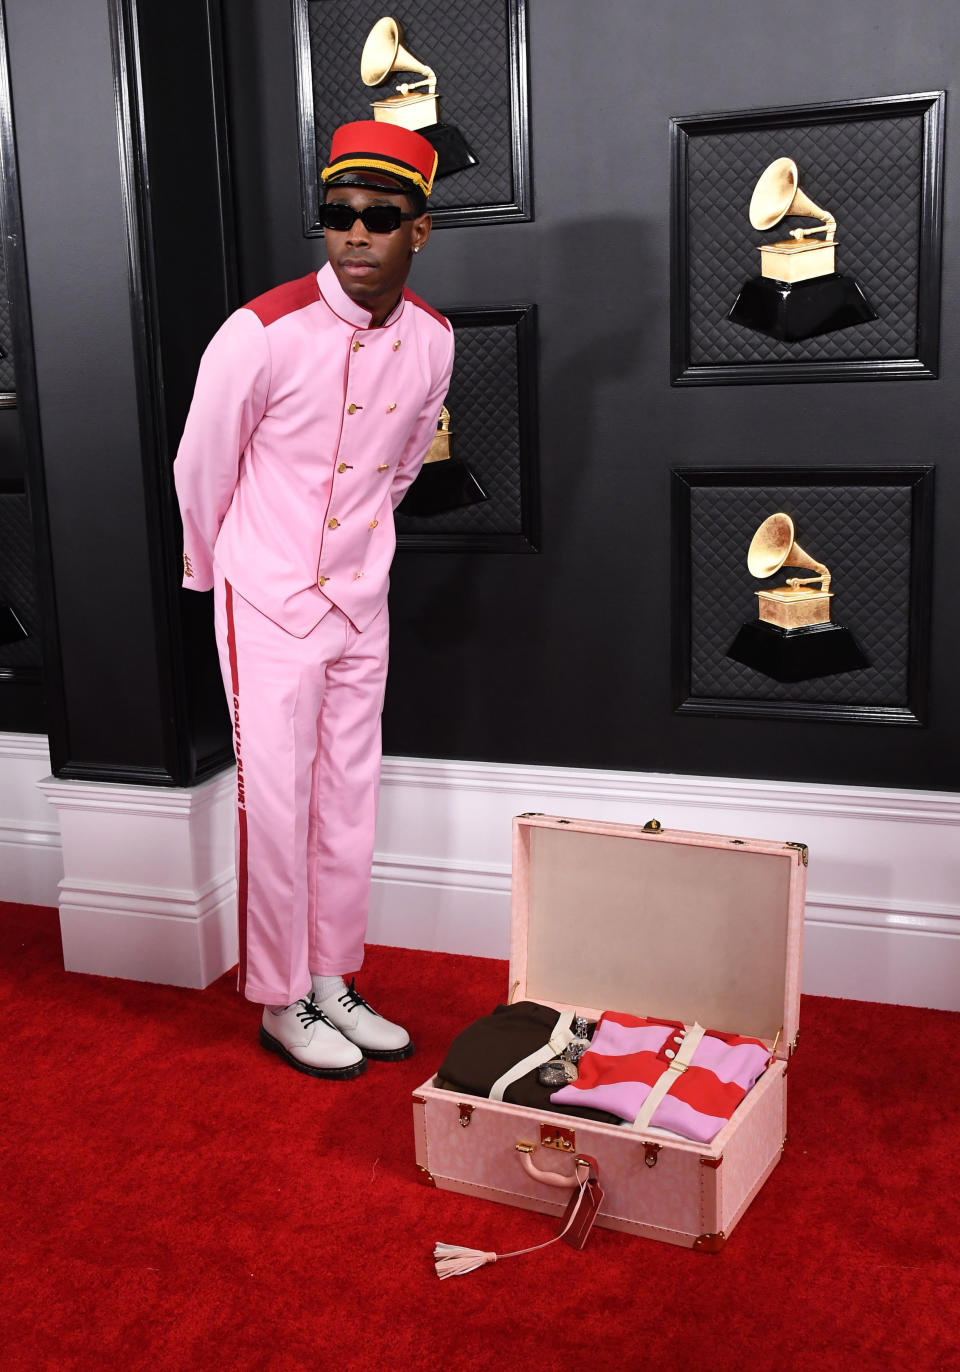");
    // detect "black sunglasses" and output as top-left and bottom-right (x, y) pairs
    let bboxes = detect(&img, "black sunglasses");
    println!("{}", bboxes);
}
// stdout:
(320, 202), (415, 234)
